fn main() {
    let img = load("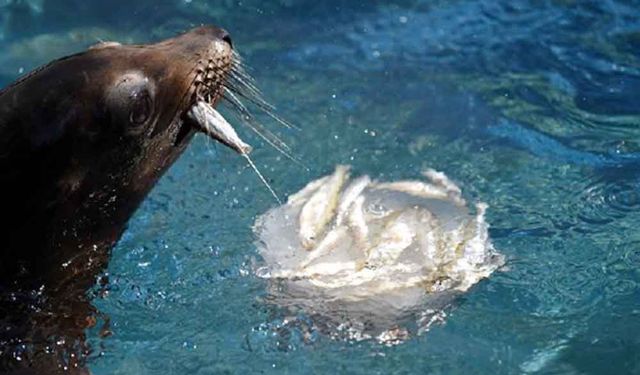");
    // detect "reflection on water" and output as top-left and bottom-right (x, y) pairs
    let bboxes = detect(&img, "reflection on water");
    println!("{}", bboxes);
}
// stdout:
(1, 0), (640, 374)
